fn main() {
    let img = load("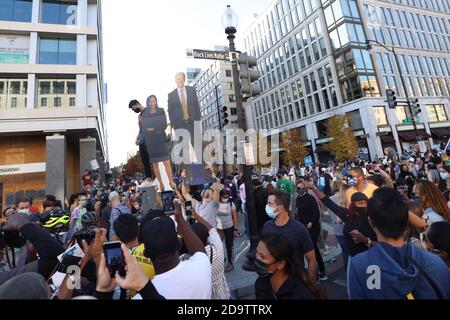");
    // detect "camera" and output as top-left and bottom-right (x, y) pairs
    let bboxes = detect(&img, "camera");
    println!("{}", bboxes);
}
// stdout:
(0, 221), (27, 249)
(72, 227), (96, 247)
